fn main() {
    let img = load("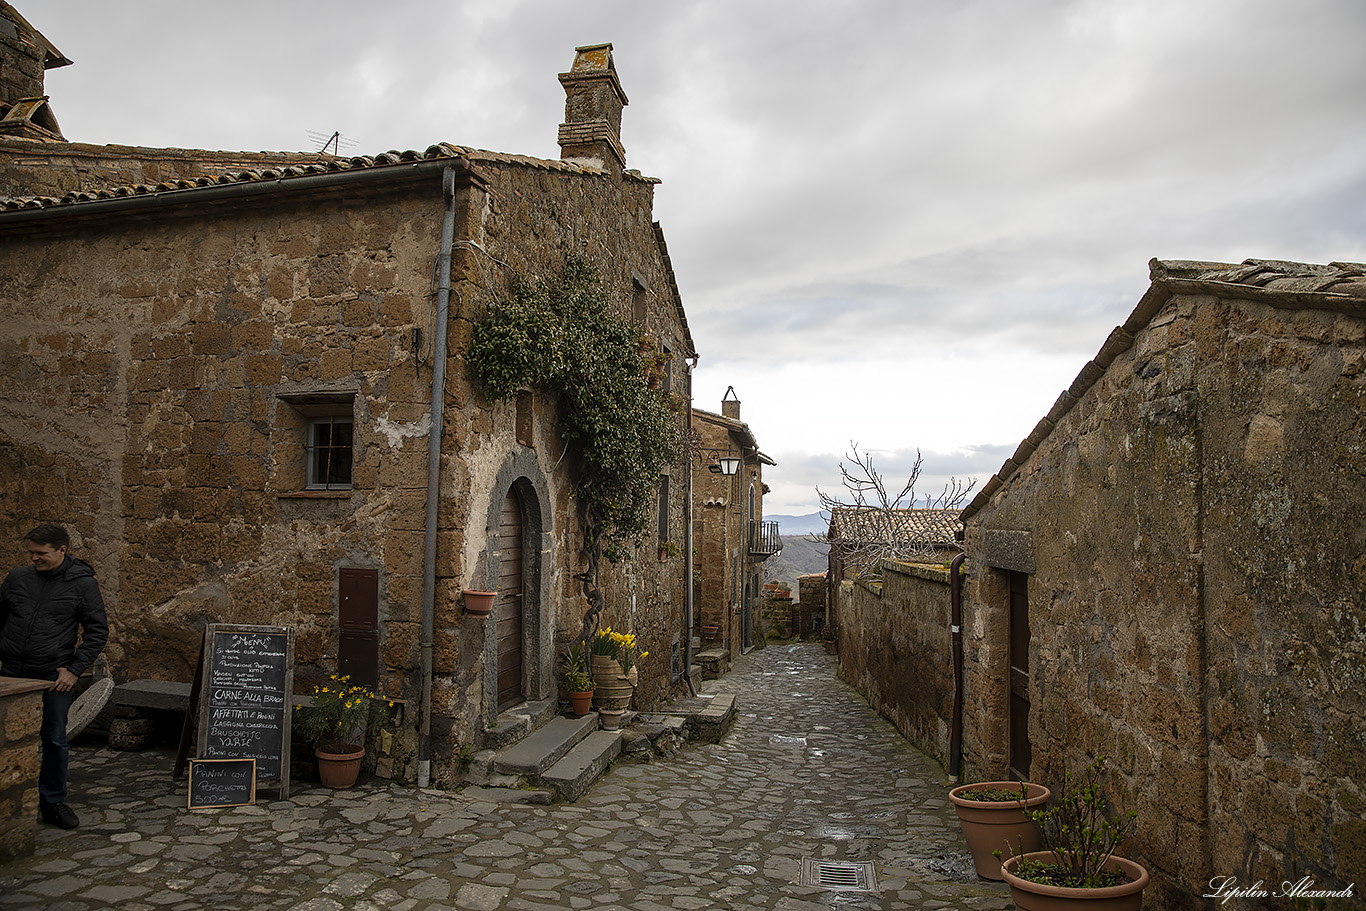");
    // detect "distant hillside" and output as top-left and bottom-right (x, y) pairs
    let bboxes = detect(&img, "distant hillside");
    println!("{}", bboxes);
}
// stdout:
(763, 534), (829, 587)
(768, 512), (828, 536)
